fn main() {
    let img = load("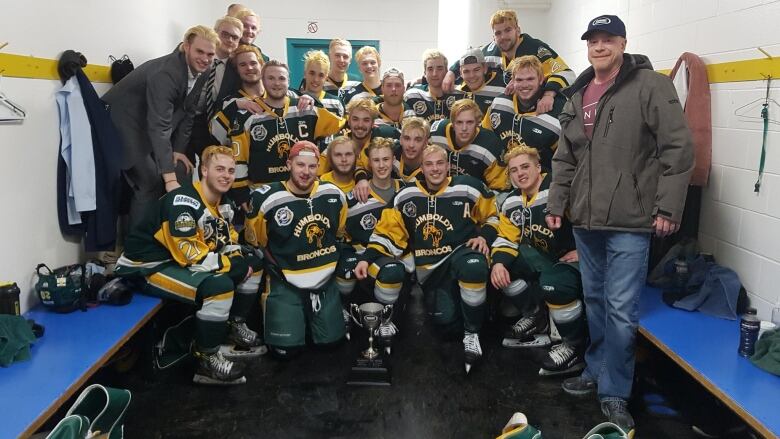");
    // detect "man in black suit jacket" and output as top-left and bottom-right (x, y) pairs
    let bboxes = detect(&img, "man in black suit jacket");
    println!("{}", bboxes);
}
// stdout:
(102, 25), (218, 226)
(186, 16), (244, 174)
